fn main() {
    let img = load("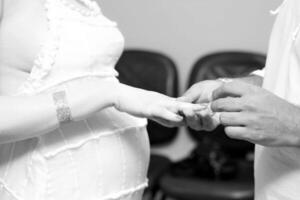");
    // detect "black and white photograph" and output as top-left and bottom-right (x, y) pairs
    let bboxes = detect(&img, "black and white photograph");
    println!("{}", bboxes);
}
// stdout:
(0, 0), (298, 200)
